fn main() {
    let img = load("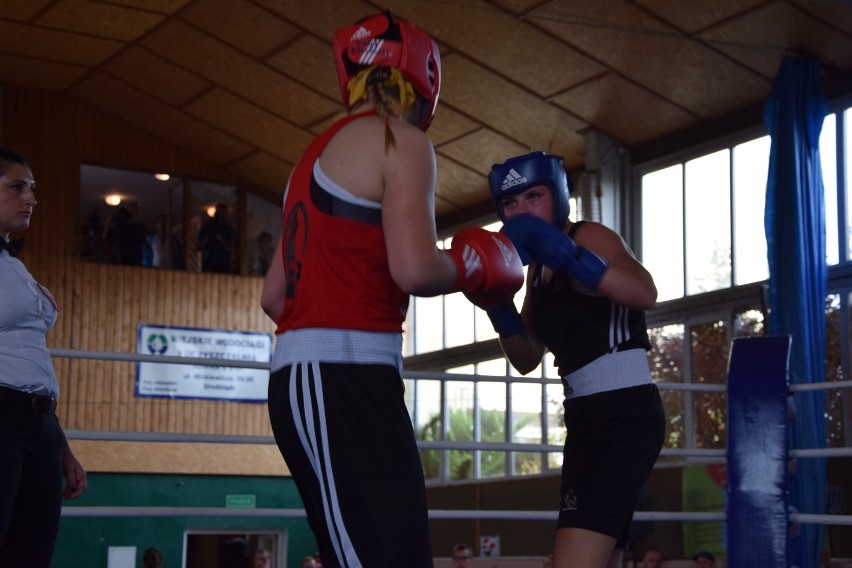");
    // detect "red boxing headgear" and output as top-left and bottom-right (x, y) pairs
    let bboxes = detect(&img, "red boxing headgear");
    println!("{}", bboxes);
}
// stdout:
(333, 10), (441, 131)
